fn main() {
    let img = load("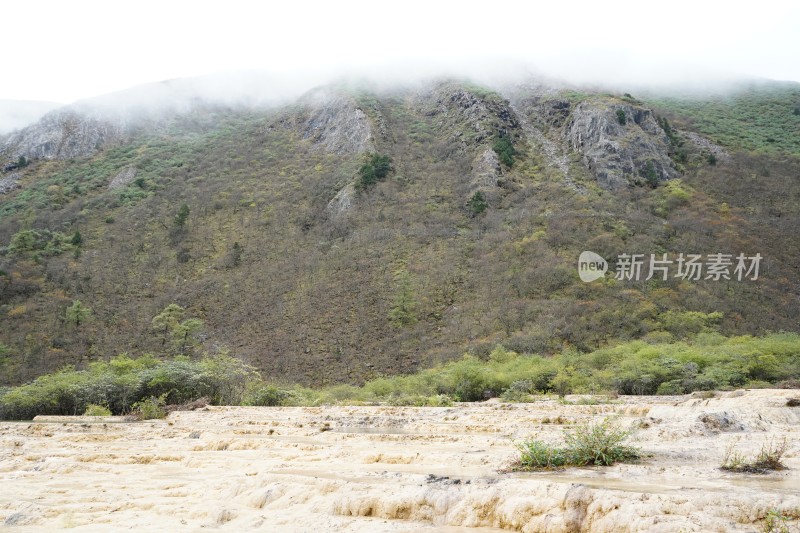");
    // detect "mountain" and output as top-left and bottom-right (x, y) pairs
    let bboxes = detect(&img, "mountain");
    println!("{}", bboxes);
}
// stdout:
(0, 76), (799, 386)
